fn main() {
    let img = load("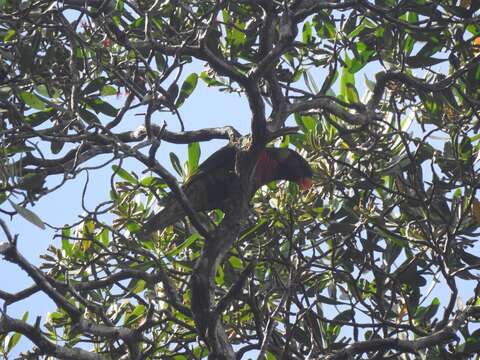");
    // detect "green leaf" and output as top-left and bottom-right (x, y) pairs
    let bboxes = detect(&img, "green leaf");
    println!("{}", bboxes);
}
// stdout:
(187, 142), (201, 175)
(155, 53), (166, 72)
(333, 309), (354, 323)
(169, 152), (184, 177)
(228, 256), (243, 269)
(345, 83), (360, 103)
(167, 82), (179, 103)
(5, 311), (28, 353)
(51, 139), (64, 154)
(116, 0), (124, 11)
(99, 228), (109, 246)
(227, 20), (247, 47)
(215, 264), (224, 285)
(313, 12), (336, 39)
(266, 351), (277, 360)
(405, 56), (446, 68)
(132, 279), (145, 294)
(350, 42), (374, 73)
(87, 98), (118, 117)
(304, 70), (319, 93)
(124, 304), (145, 326)
(100, 85), (117, 96)
(175, 73), (198, 108)
(25, 109), (54, 127)
(83, 77), (107, 94)
(403, 34), (414, 55)
(165, 232), (200, 257)
(79, 108), (100, 124)
(301, 115), (317, 132)
(112, 165), (138, 184)
(200, 71), (224, 87)
(6, 332), (21, 354)
(18, 91), (46, 110)
(239, 219), (268, 241)
(348, 22), (366, 39)
(61, 227), (72, 257)
(9, 200), (45, 229)
(302, 21), (313, 44)
(4, 29), (16, 42)
(314, 294), (347, 305)
(340, 55), (356, 103)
